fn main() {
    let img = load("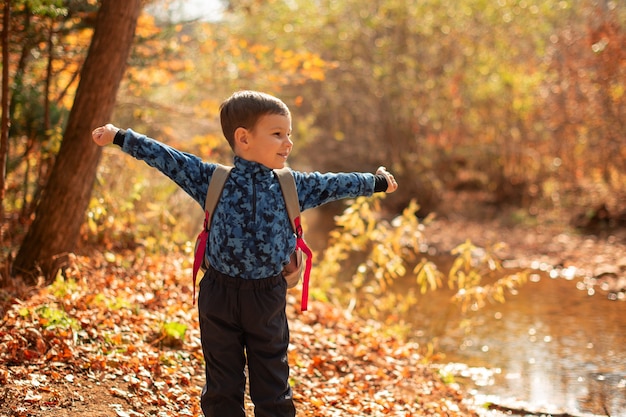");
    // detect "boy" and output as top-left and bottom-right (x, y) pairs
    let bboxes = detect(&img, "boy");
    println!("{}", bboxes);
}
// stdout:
(92, 90), (398, 417)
